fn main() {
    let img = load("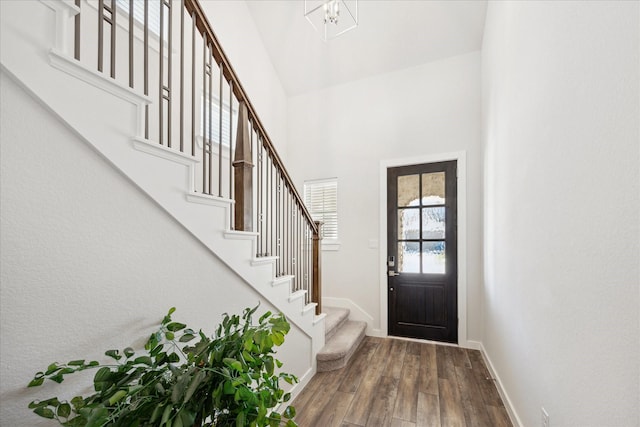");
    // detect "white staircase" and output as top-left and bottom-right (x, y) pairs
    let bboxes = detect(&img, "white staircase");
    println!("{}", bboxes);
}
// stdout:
(0, 0), (326, 388)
